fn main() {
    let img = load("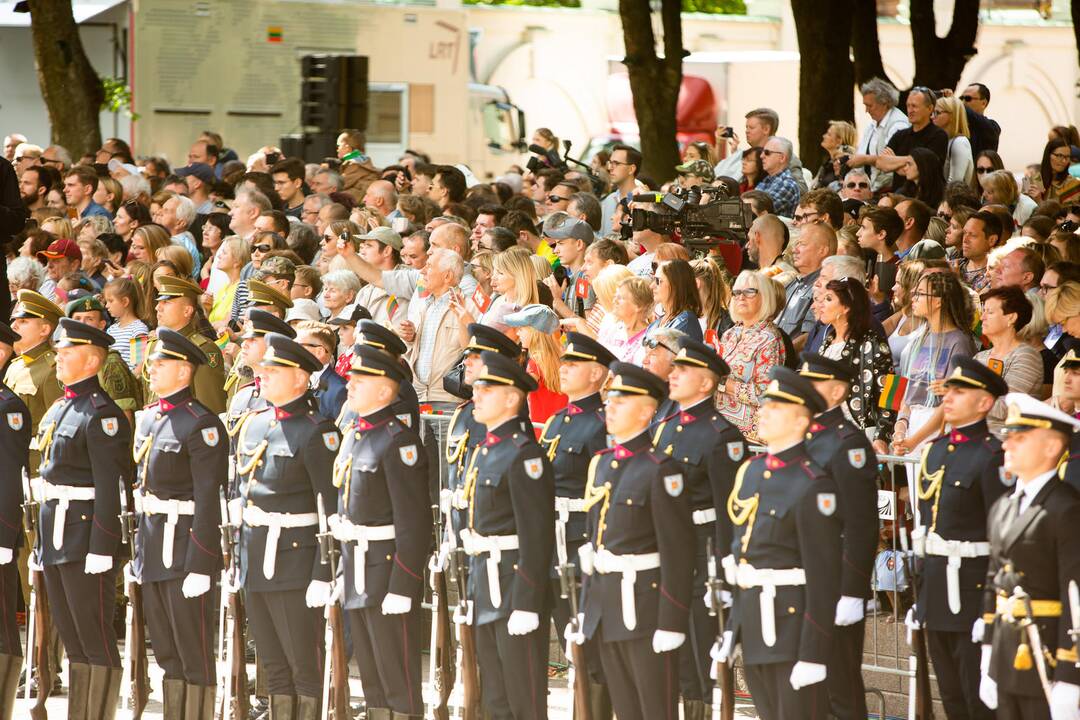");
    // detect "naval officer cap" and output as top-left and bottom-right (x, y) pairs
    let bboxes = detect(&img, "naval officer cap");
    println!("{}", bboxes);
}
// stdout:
(943, 356), (1009, 398)
(1002, 392), (1080, 437)
(561, 331), (616, 367)
(674, 337), (730, 379)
